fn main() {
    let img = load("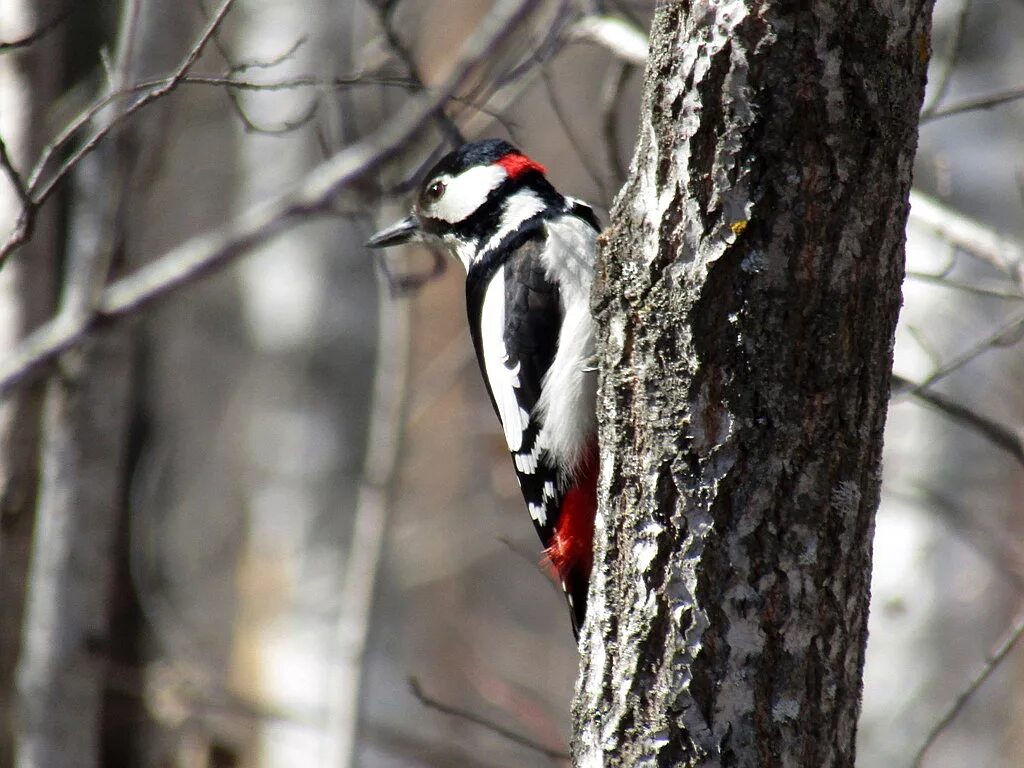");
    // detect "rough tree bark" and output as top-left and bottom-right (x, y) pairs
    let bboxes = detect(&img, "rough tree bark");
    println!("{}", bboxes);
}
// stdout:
(575, 1), (934, 766)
